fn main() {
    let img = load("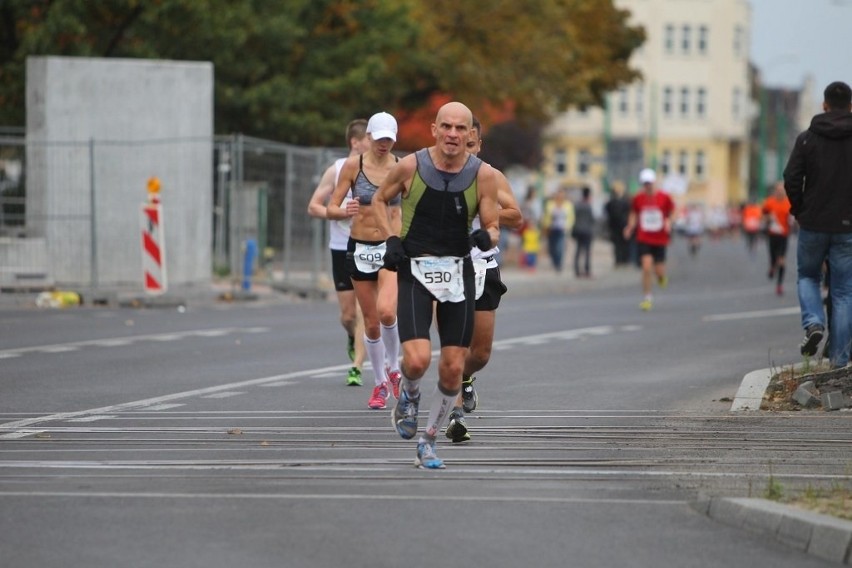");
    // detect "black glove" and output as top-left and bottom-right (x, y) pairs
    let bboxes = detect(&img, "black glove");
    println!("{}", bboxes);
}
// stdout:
(383, 236), (406, 271)
(470, 228), (492, 251)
